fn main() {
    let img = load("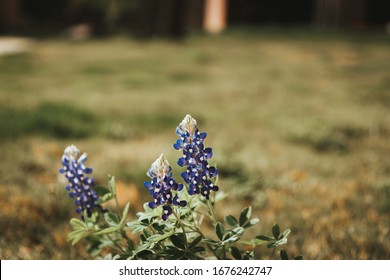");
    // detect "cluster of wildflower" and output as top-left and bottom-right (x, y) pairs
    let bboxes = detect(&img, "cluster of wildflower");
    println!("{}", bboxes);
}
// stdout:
(144, 154), (187, 220)
(173, 114), (219, 199)
(59, 145), (105, 219)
